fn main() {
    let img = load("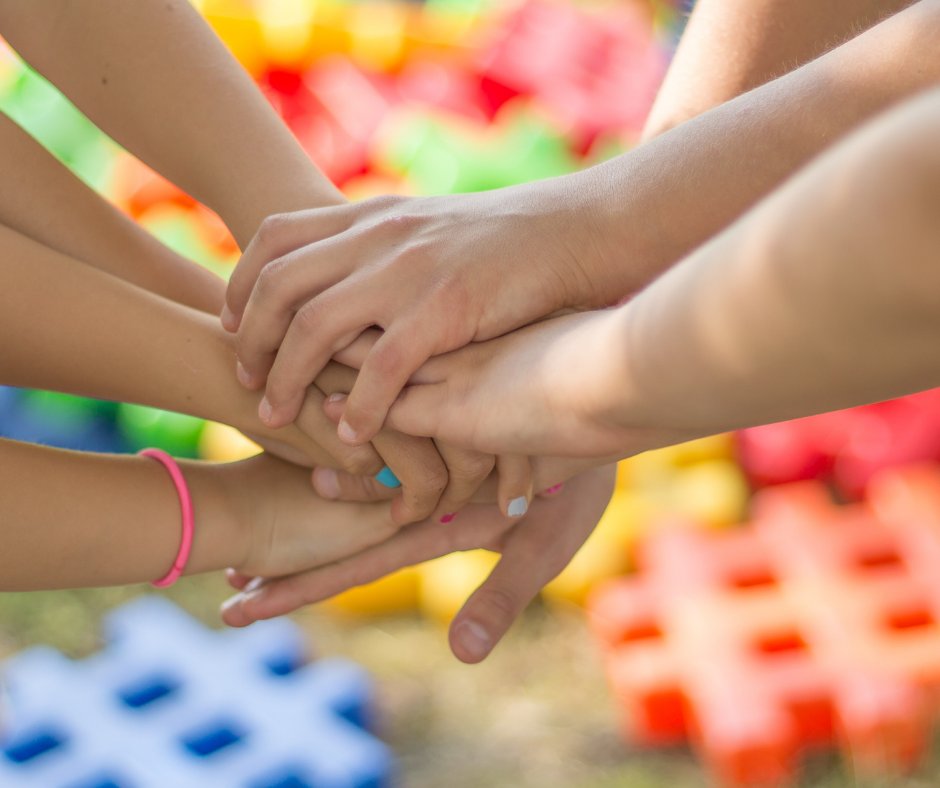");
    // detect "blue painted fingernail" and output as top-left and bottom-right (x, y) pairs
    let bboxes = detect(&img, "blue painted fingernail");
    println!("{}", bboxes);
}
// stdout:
(375, 466), (402, 488)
